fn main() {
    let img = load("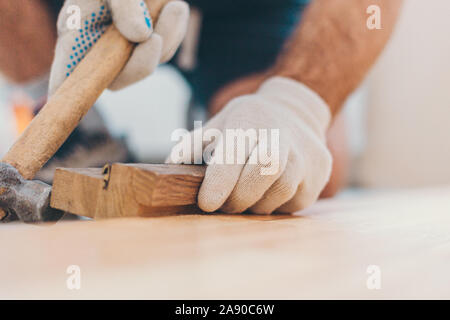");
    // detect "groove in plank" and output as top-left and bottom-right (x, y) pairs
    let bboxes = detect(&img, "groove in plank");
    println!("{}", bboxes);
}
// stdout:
(51, 164), (206, 219)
